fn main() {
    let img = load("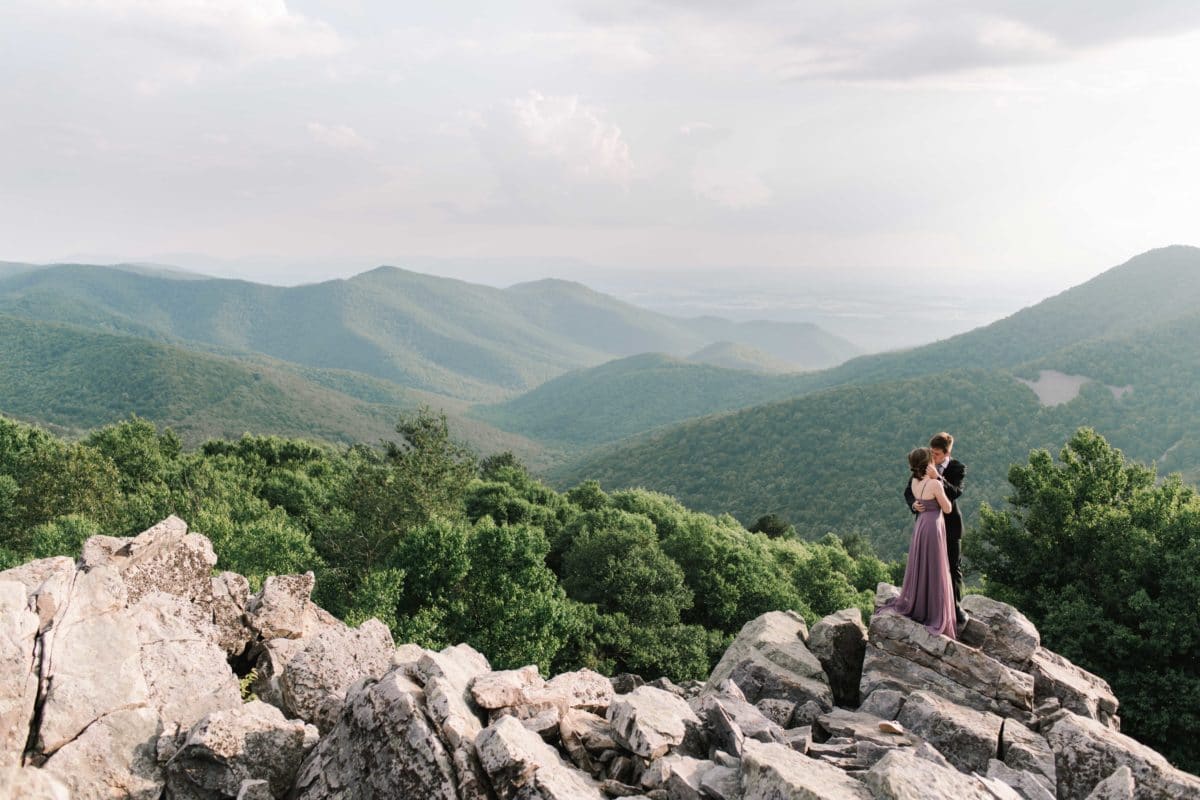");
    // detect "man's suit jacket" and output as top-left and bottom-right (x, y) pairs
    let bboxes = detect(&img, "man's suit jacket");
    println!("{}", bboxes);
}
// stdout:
(903, 458), (966, 539)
